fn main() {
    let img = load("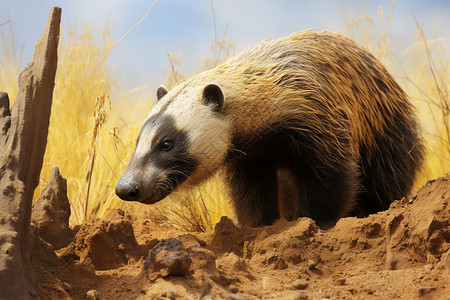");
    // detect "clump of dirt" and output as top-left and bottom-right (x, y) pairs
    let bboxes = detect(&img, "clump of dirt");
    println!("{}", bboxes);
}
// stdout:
(30, 173), (449, 299)
(144, 238), (192, 278)
(32, 166), (74, 250)
(58, 209), (145, 271)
